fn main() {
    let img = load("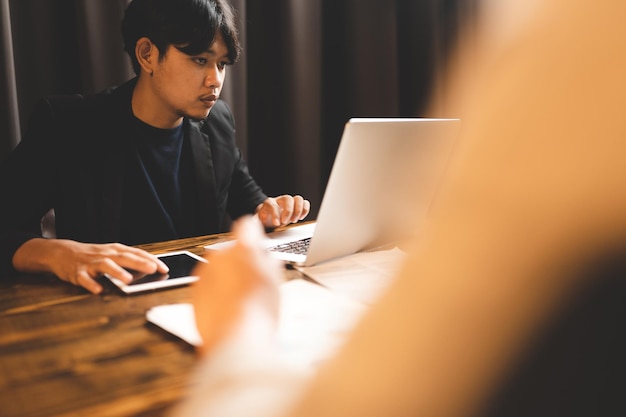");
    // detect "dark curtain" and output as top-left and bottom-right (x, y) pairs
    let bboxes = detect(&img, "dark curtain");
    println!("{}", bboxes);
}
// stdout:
(0, 0), (133, 159)
(244, 0), (477, 214)
(0, 0), (477, 218)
